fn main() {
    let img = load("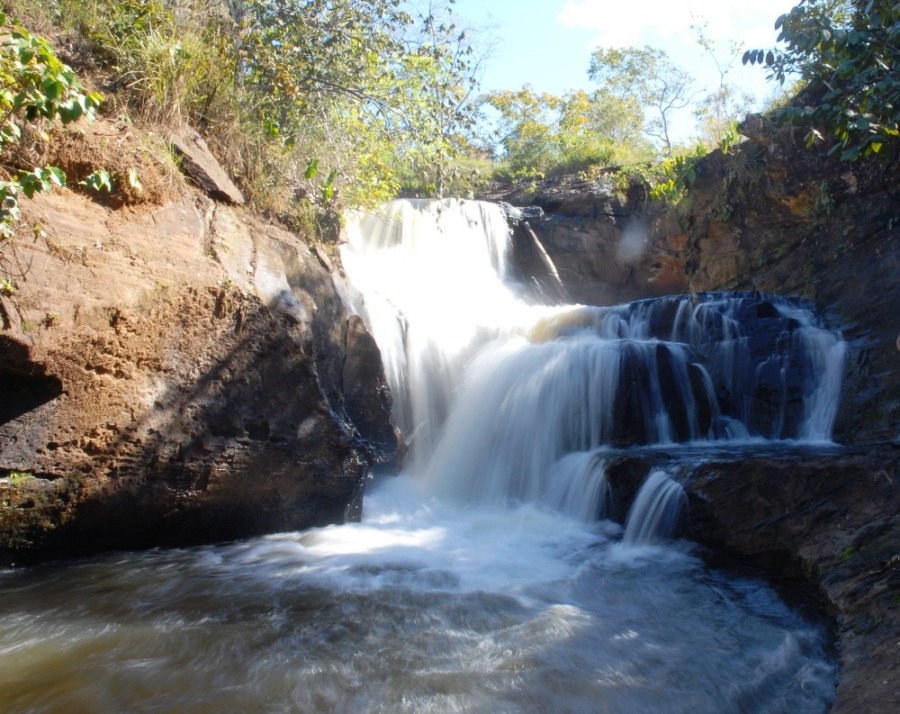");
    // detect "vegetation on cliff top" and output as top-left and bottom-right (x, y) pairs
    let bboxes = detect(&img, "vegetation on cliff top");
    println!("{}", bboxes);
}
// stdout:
(0, 0), (896, 245)
(744, 0), (900, 161)
(0, 0), (489, 221)
(0, 8), (101, 295)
